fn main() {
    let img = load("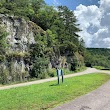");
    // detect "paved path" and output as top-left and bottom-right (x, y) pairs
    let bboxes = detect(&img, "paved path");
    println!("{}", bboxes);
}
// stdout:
(0, 68), (110, 90)
(53, 70), (110, 110)
(53, 80), (110, 110)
